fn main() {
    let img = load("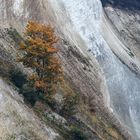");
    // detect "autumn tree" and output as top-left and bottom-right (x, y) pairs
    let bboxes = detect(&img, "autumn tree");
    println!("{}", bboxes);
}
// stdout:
(18, 21), (63, 97)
